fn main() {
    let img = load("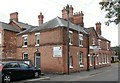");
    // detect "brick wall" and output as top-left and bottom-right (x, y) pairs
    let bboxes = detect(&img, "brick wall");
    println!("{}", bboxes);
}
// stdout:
(16, 27), (88, 73)
(2, 30), (17, 59)
(89, 30), (98, 46)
